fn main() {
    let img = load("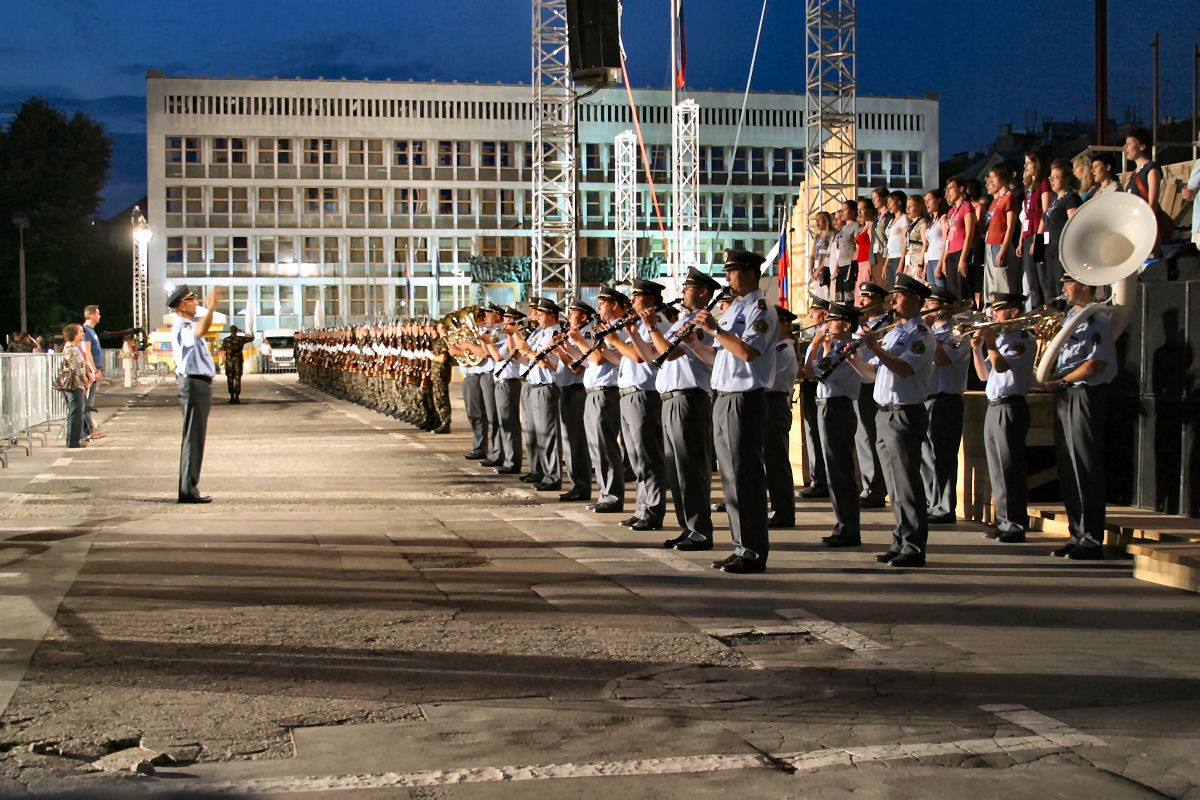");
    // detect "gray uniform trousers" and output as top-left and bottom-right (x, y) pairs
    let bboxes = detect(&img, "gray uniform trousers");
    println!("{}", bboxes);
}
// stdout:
(875, 404), (930, 556)
(662, 389), (714, 541)
(714, 389), (770, 561)
(855, 382), (886, 500)
(620, 389), (667, 524)
(817, 397), (860, 542)
(462, 372), (487, 454)
(764, 391), (796, 524)
(525, 384), (561, 483)
(984, 396), (1029, 534)
(558, 384), (591, 497)
(584, 387), (624, 506)
(520, 382), (535, 475)
(921, 393), (965, 519)
(479, 372), (501, 461)
(494, 377), (523, 471)
(800, 379), (827, 489)
(177, 375), (212, 499)
(1054, 385), (1108, 548)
